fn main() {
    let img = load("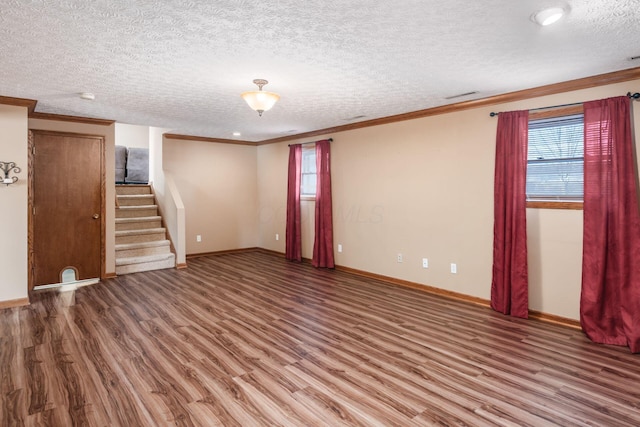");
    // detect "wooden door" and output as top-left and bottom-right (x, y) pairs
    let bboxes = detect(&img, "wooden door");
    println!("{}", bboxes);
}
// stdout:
(30, 130), (104, 288)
